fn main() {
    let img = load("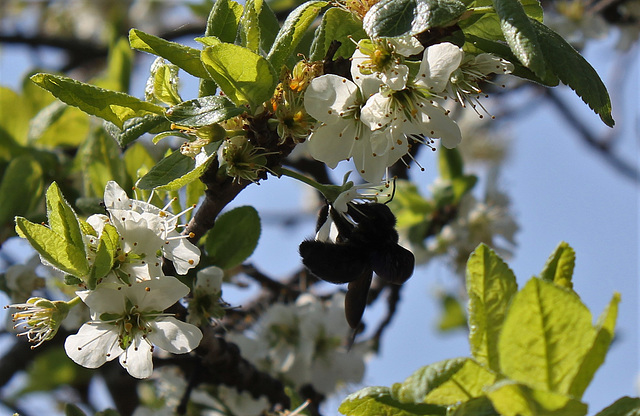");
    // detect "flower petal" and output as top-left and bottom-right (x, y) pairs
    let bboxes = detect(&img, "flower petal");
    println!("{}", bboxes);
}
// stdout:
(124, 276), (191, 311)
(304, 74), (358, 123)
(120, 336), (153, 379)
(163, 237), (200, 275)
(147, 317), (203, 354)
(65, 322), (123, 368)
(416, 42), (463, 93)
(307, 121), (357, 168)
